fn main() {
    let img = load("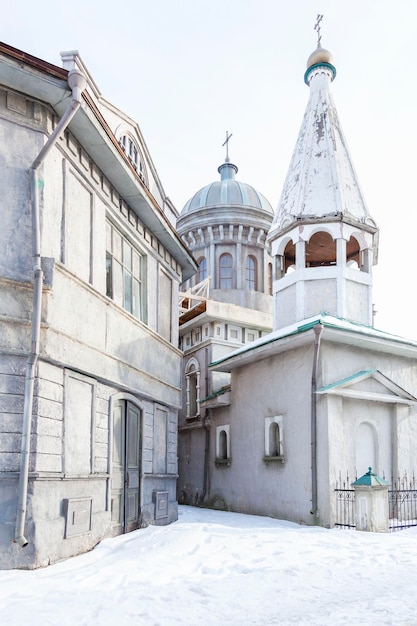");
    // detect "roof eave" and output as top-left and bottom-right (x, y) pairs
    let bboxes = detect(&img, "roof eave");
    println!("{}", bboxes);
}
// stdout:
(0, 43), (197, 281)
(210, 317), (417, 372)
